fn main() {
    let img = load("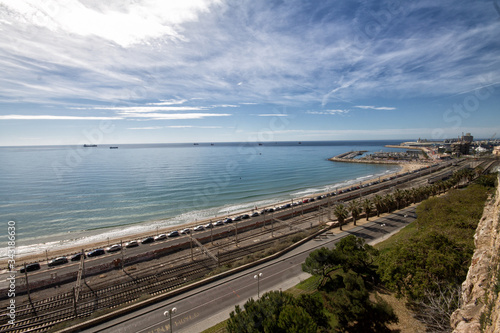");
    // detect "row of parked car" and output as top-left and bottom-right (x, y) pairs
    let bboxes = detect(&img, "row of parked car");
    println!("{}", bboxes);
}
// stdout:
(19, 189), (369, 273)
